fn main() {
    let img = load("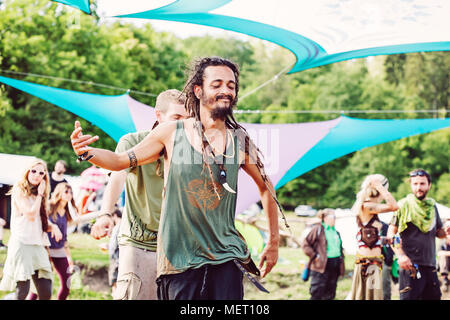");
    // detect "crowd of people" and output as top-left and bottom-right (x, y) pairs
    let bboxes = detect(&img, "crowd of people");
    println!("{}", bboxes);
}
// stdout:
(0, 56), (448, 301)
(0, 158), (119, 300)
(301, 170), (450, 300)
